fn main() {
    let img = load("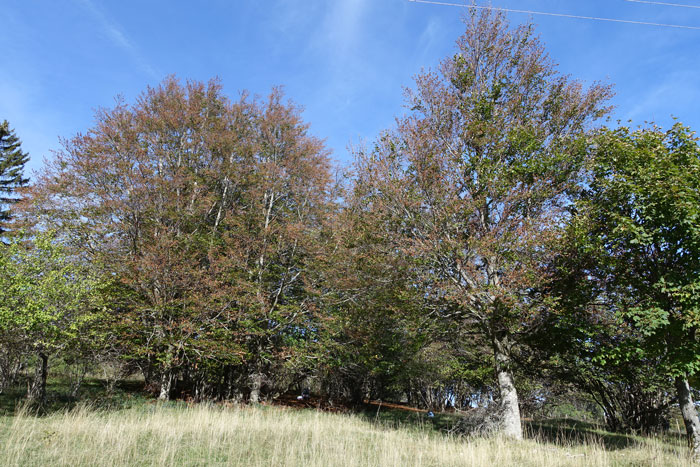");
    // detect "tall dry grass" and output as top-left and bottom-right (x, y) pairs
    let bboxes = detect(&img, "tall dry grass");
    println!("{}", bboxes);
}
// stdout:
(0, 403), (690, 466)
